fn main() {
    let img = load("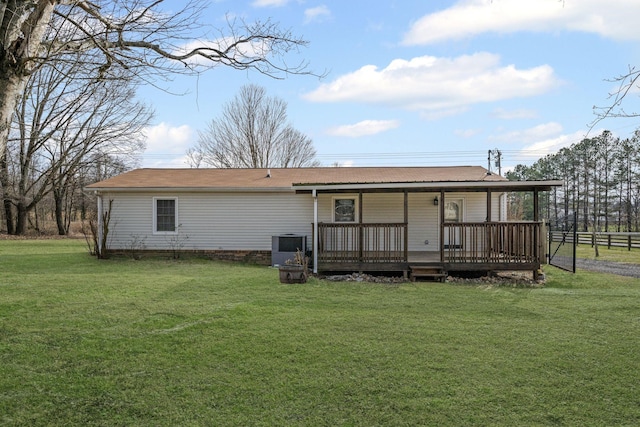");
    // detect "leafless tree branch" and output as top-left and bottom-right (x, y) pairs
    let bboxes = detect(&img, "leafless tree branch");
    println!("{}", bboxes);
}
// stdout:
(0, 0), (321, 163)
(590, 65), (640, 131)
